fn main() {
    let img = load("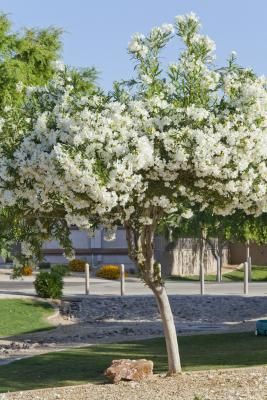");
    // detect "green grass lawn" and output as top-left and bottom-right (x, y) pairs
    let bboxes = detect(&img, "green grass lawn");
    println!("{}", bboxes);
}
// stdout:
(0, 299), (54, 337)
(0, 332), (266, 393)
(168, 265), (267, 282)
(224, 265), (267, 281)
